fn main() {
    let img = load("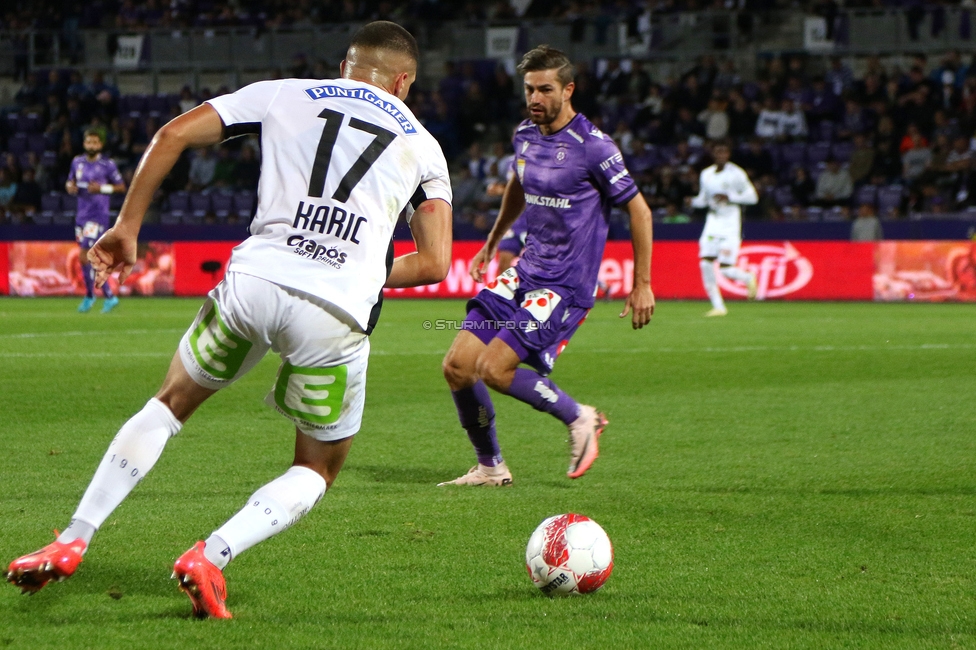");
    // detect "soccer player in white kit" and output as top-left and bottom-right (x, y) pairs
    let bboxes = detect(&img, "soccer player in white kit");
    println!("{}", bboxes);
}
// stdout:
(691, 140), (759, 316)
(6, 22), (453, 619)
